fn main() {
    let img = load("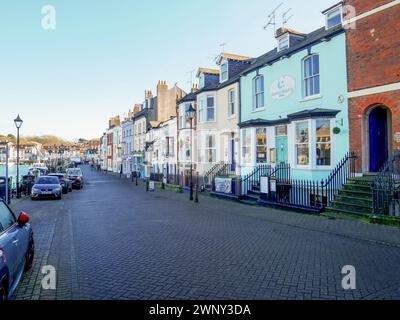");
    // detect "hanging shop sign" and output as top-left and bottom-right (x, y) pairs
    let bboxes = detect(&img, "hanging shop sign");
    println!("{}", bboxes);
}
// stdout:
(270, 75), (295, 100)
